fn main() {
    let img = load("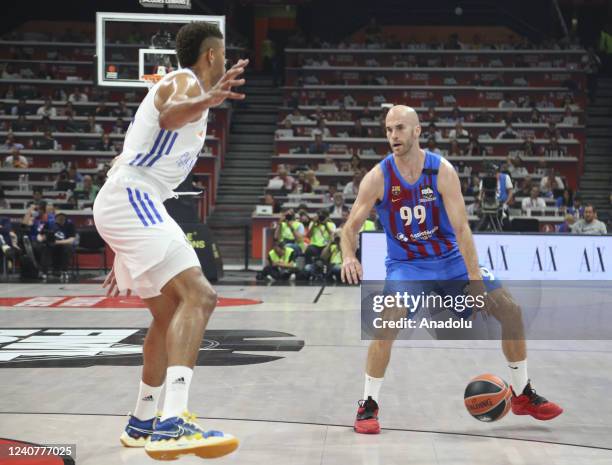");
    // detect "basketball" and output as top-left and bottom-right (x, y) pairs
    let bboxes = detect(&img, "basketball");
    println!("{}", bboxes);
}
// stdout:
(464, 374), (512, 422)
